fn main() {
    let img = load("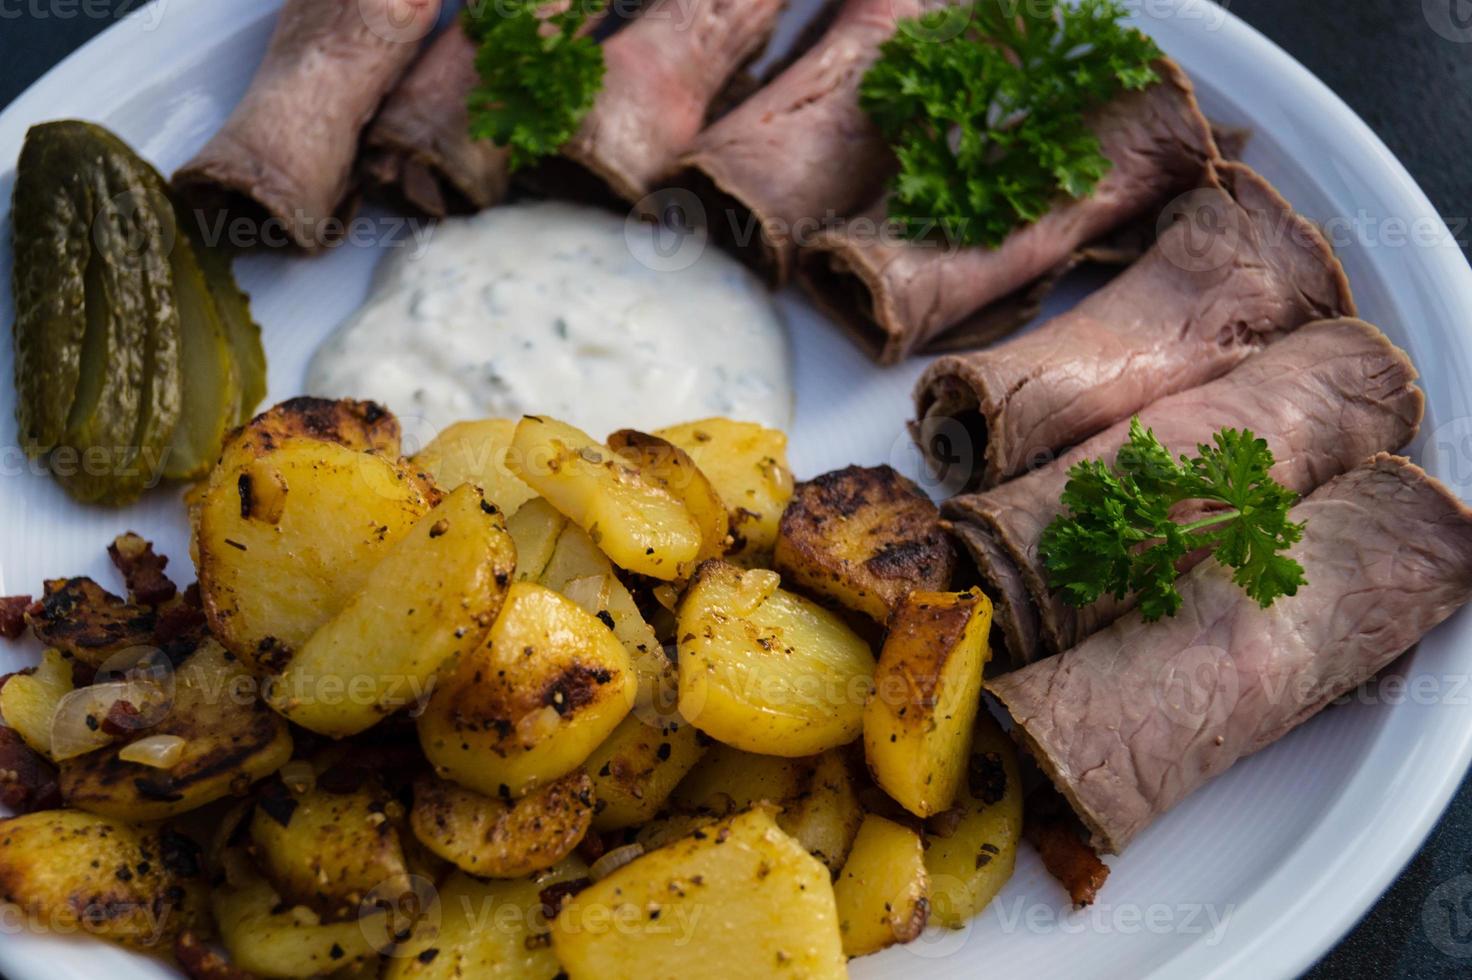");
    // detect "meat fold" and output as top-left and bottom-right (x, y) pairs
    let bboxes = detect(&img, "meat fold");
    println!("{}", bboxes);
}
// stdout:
(359, 23), (510, 217)
(673, 0), (943, 285)
(945, 317), (1424, 663)
(913, 161), (1355, 489)
(530, 0), (787, 206)
(797, 59), (1216, 364)
(174, 0), (440, 249)
(989, 453), (1472, 854)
